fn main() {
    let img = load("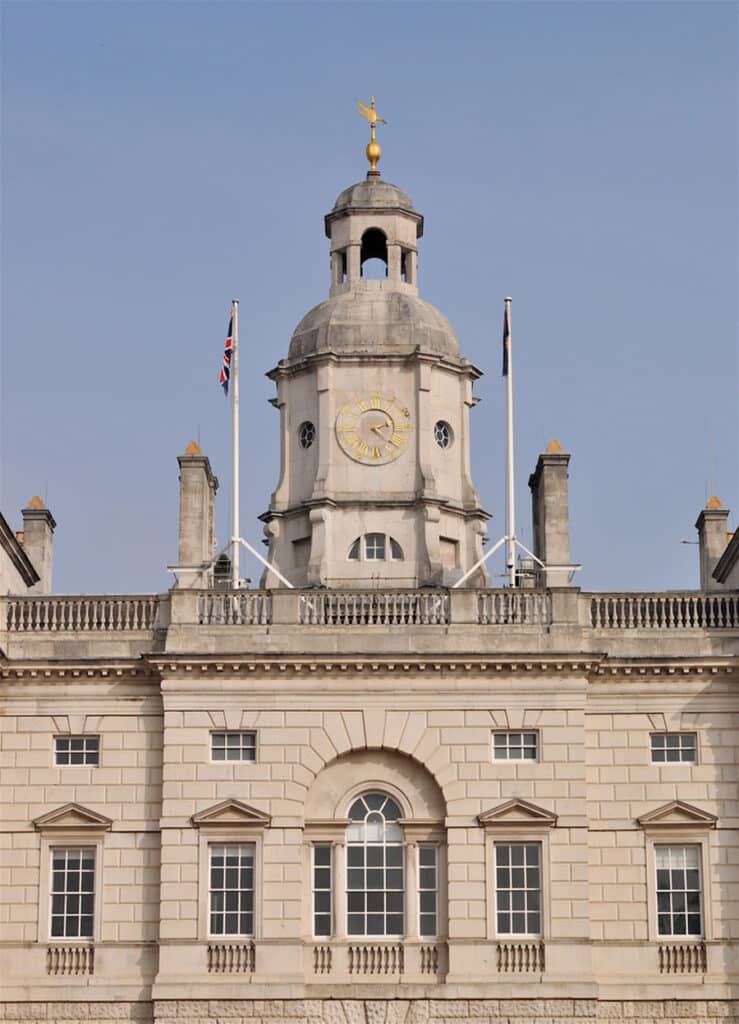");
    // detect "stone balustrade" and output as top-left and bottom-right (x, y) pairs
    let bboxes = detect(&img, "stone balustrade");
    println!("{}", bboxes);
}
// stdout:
(590, 592), (739, 629)
(3, 589), (738, 636)
(5, 595), (160, 632)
